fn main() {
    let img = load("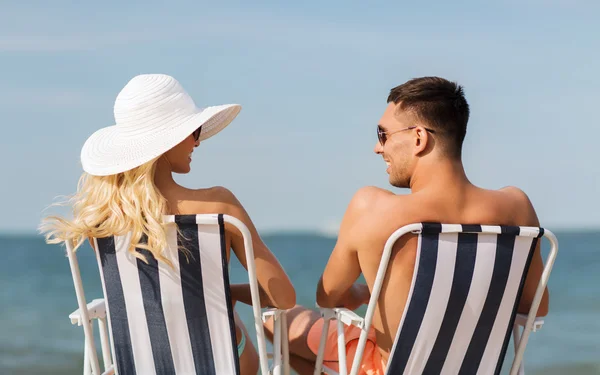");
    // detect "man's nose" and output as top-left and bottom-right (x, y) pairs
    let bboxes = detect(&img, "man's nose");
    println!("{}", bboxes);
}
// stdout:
(374, 141), (383, 154)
